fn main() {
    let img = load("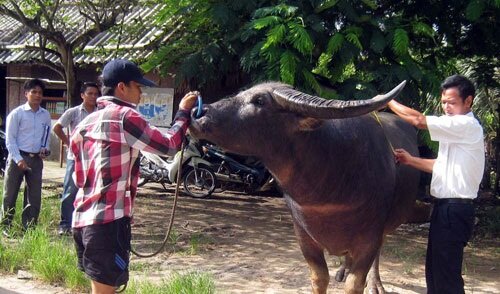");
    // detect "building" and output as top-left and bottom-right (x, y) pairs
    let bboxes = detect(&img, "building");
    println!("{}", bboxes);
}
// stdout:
(0, 4), (180, 161)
